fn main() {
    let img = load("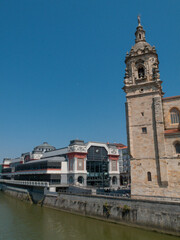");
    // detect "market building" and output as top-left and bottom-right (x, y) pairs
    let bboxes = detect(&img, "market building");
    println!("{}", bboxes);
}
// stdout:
(0, 140), (120, 189)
